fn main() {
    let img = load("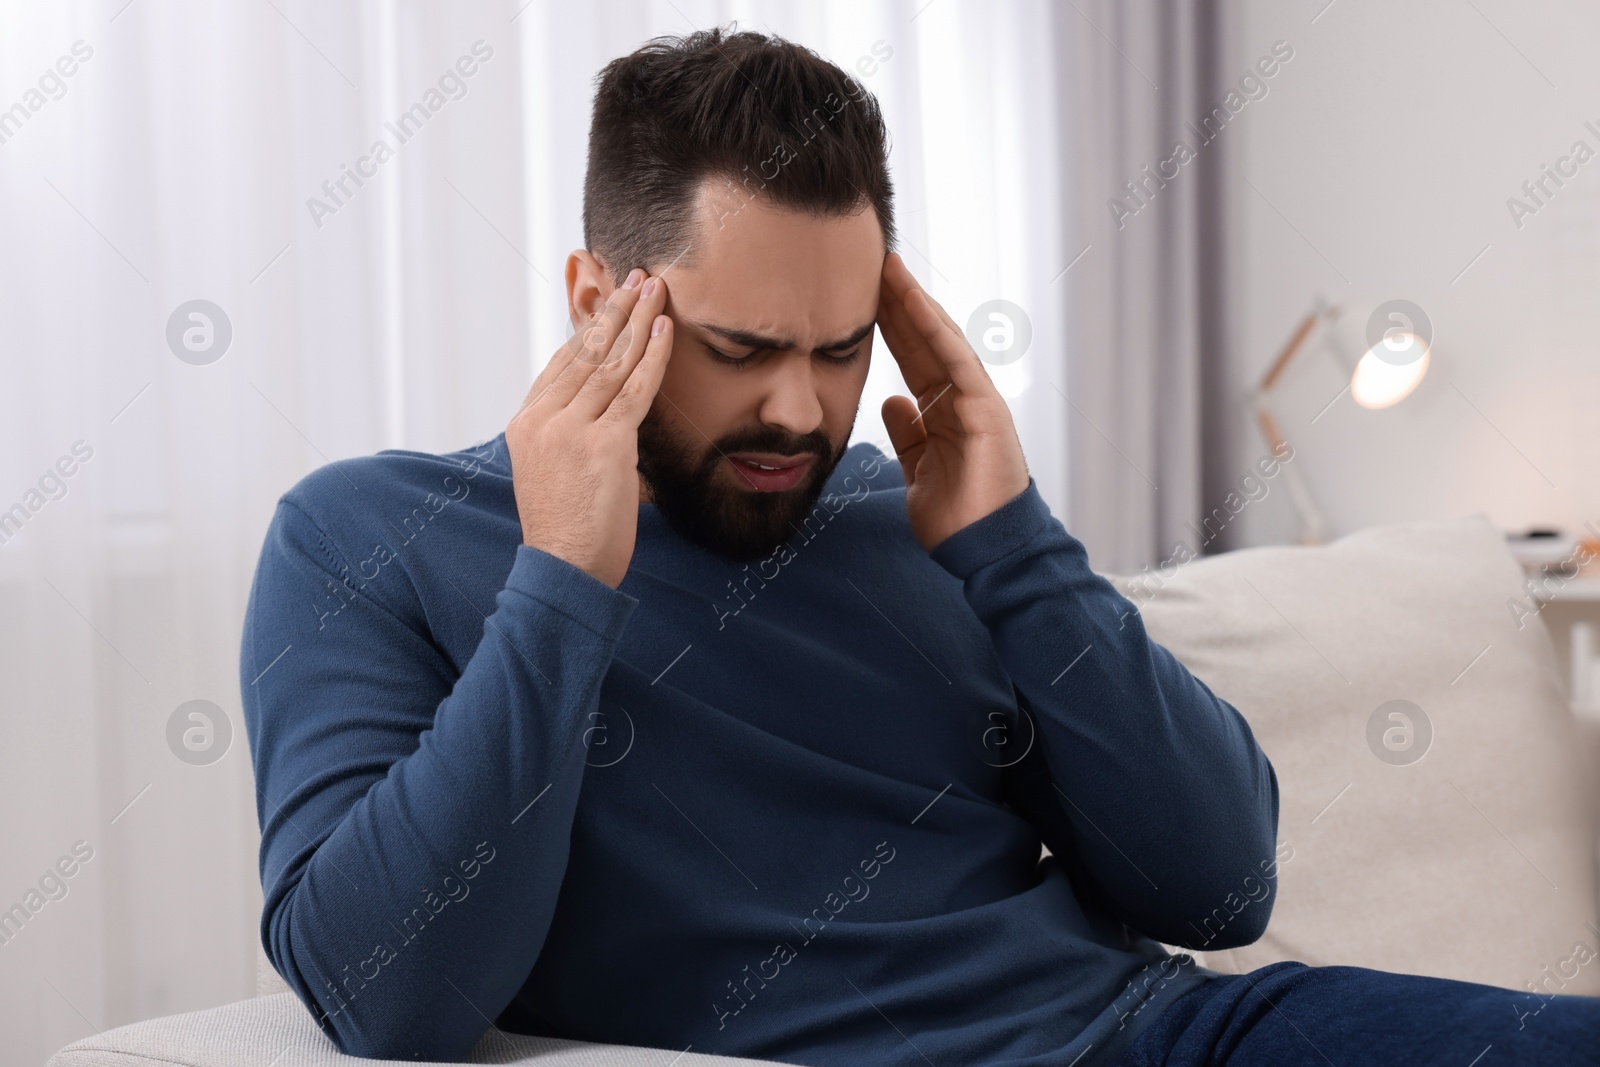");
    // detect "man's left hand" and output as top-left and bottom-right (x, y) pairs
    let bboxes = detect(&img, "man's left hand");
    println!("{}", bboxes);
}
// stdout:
(877, 252), (1032, 553)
